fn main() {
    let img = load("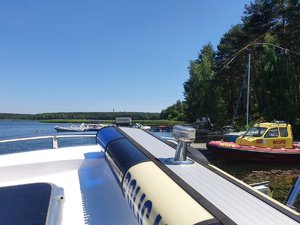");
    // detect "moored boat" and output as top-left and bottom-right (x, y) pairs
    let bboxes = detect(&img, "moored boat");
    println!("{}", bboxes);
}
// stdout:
(54, 123), (86, 132)
(83, 123), (105, 131)
(132, 123), (151, 130)
(54, 123), (105, 132)
(223, 131), (246, 142)
(207, 121), (300, 162)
